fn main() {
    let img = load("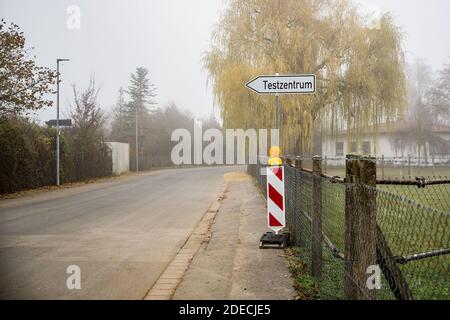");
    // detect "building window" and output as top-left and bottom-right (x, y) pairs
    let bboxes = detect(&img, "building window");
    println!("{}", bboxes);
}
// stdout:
(362, 141), (371, 154)
(336, 142), (344, 156)
(350, 141), (357, 153)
